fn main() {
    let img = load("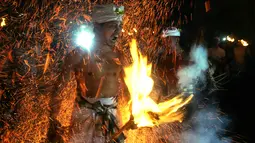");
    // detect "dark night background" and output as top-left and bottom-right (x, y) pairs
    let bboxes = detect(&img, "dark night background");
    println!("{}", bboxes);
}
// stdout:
(186, 0), (255, 142)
